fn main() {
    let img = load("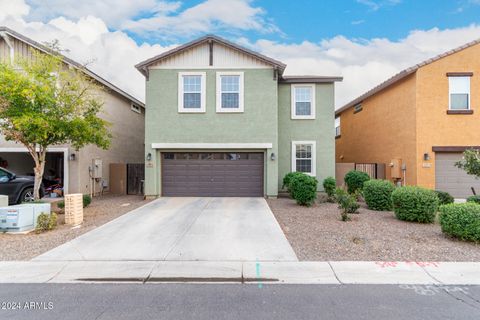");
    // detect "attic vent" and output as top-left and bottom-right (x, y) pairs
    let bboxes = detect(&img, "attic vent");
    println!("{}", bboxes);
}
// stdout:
(353, 103), (363, 114)
(131, 103), (141, 114)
